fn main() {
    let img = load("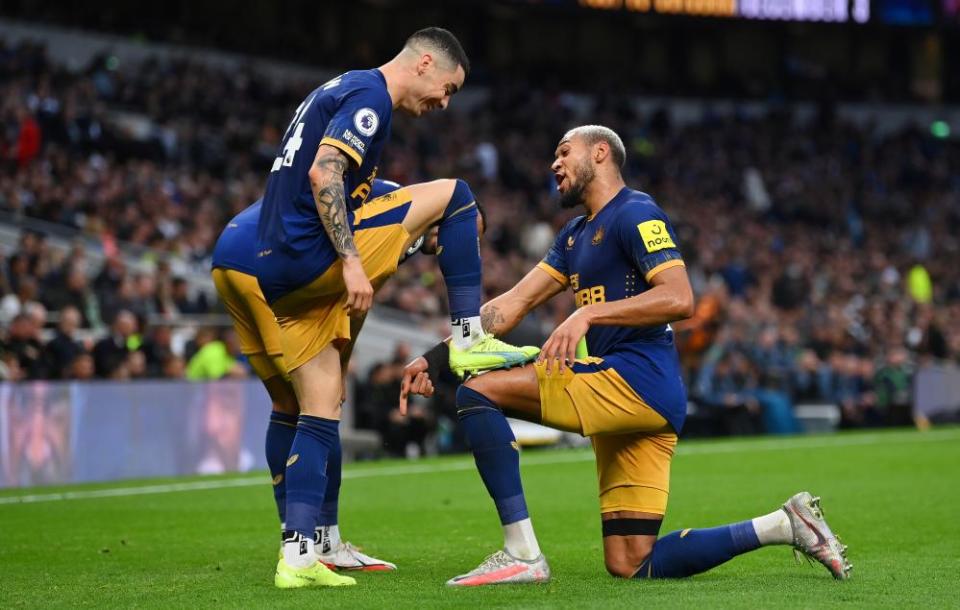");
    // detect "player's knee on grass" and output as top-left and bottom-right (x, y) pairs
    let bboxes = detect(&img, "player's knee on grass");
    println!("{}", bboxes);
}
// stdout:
(603, 538), (656, 578)
(602, 515), (661, 578)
